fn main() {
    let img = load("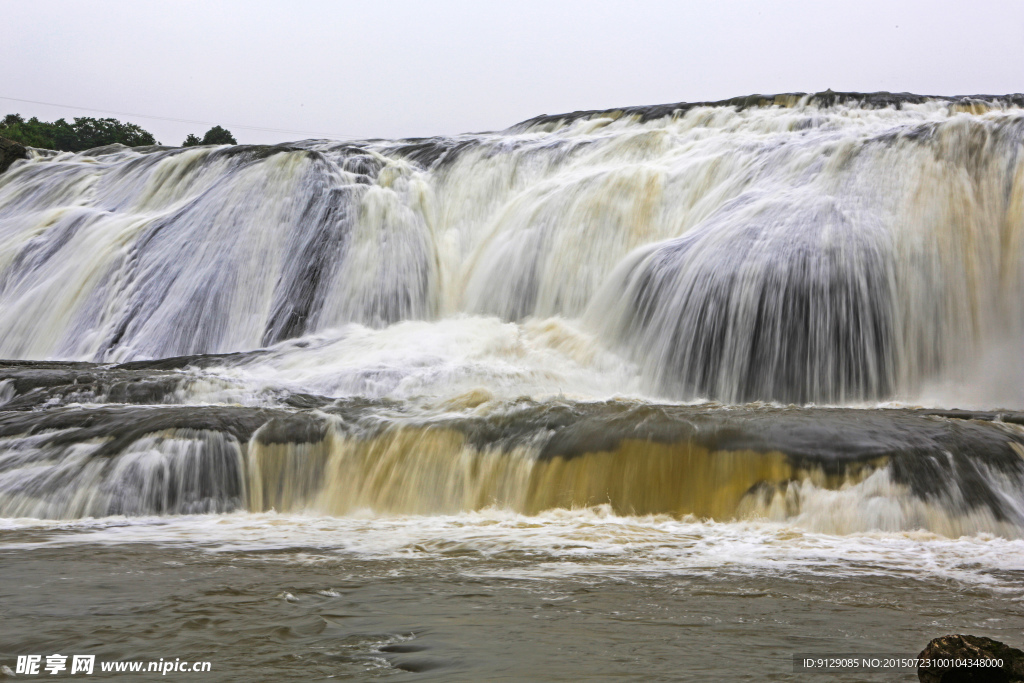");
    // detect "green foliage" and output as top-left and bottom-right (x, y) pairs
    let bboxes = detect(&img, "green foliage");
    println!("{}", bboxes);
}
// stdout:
(181, 126), (237, 147)
(0, 113), (158, 152)
(201, 126), (237, 145)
